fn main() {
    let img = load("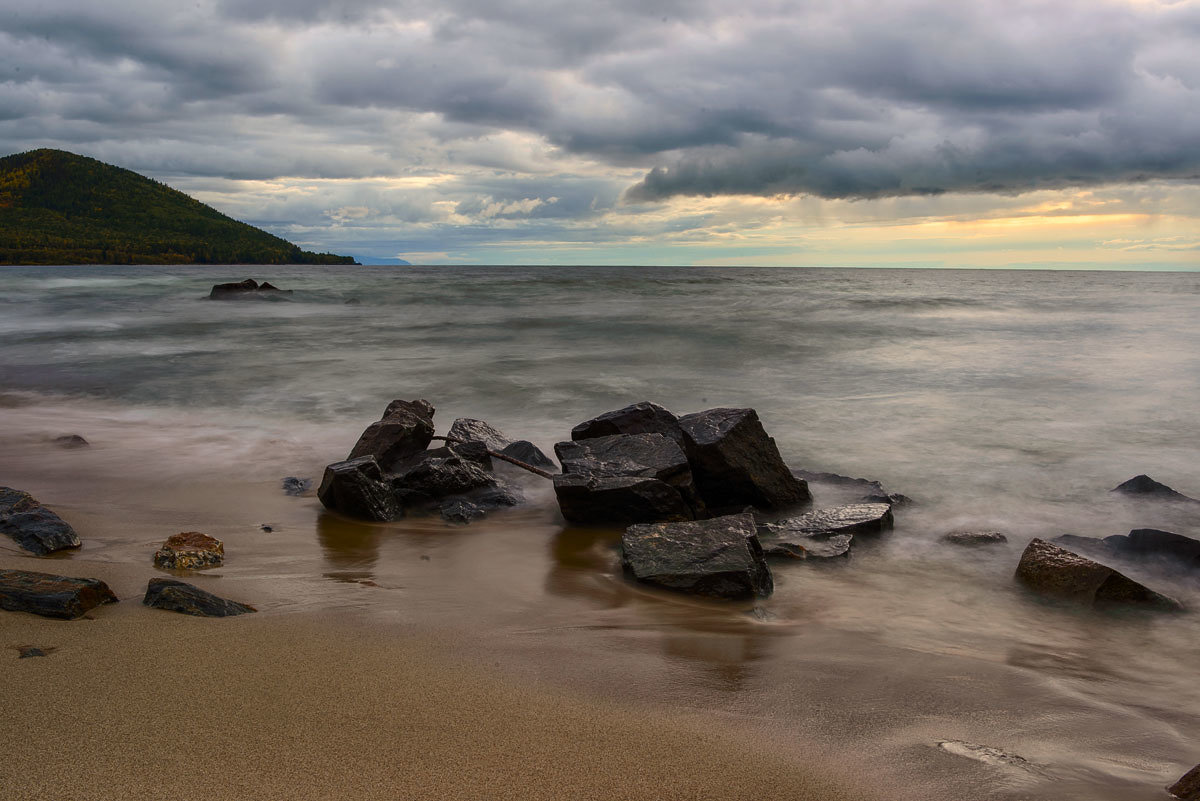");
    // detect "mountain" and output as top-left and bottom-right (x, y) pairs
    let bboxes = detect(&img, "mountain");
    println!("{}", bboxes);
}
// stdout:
(0, 149), (357, 265)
